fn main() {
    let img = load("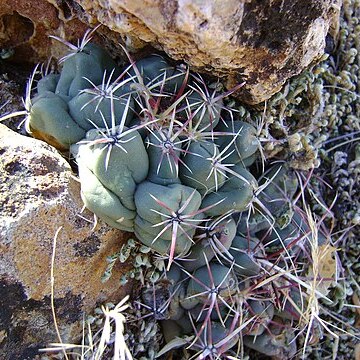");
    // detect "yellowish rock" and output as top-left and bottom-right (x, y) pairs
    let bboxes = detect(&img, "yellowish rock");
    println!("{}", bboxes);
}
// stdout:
(0, 124), (131, 358)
